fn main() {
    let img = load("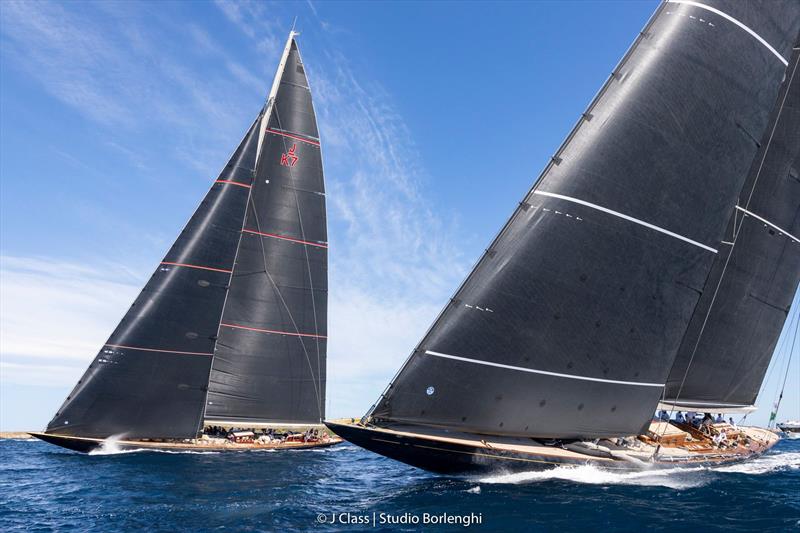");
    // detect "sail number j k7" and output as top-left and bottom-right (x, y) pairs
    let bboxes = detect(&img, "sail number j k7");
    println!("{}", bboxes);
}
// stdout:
(281, 144), (299, 167)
